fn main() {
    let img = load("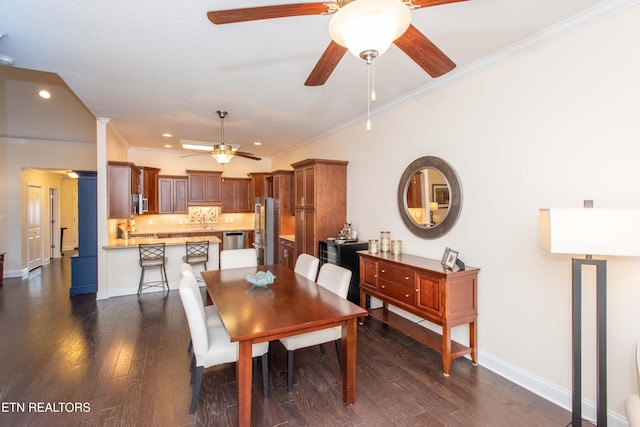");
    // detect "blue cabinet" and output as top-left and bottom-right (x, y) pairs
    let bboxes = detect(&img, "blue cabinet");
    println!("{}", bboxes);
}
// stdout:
(71, 171), (97, 295)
